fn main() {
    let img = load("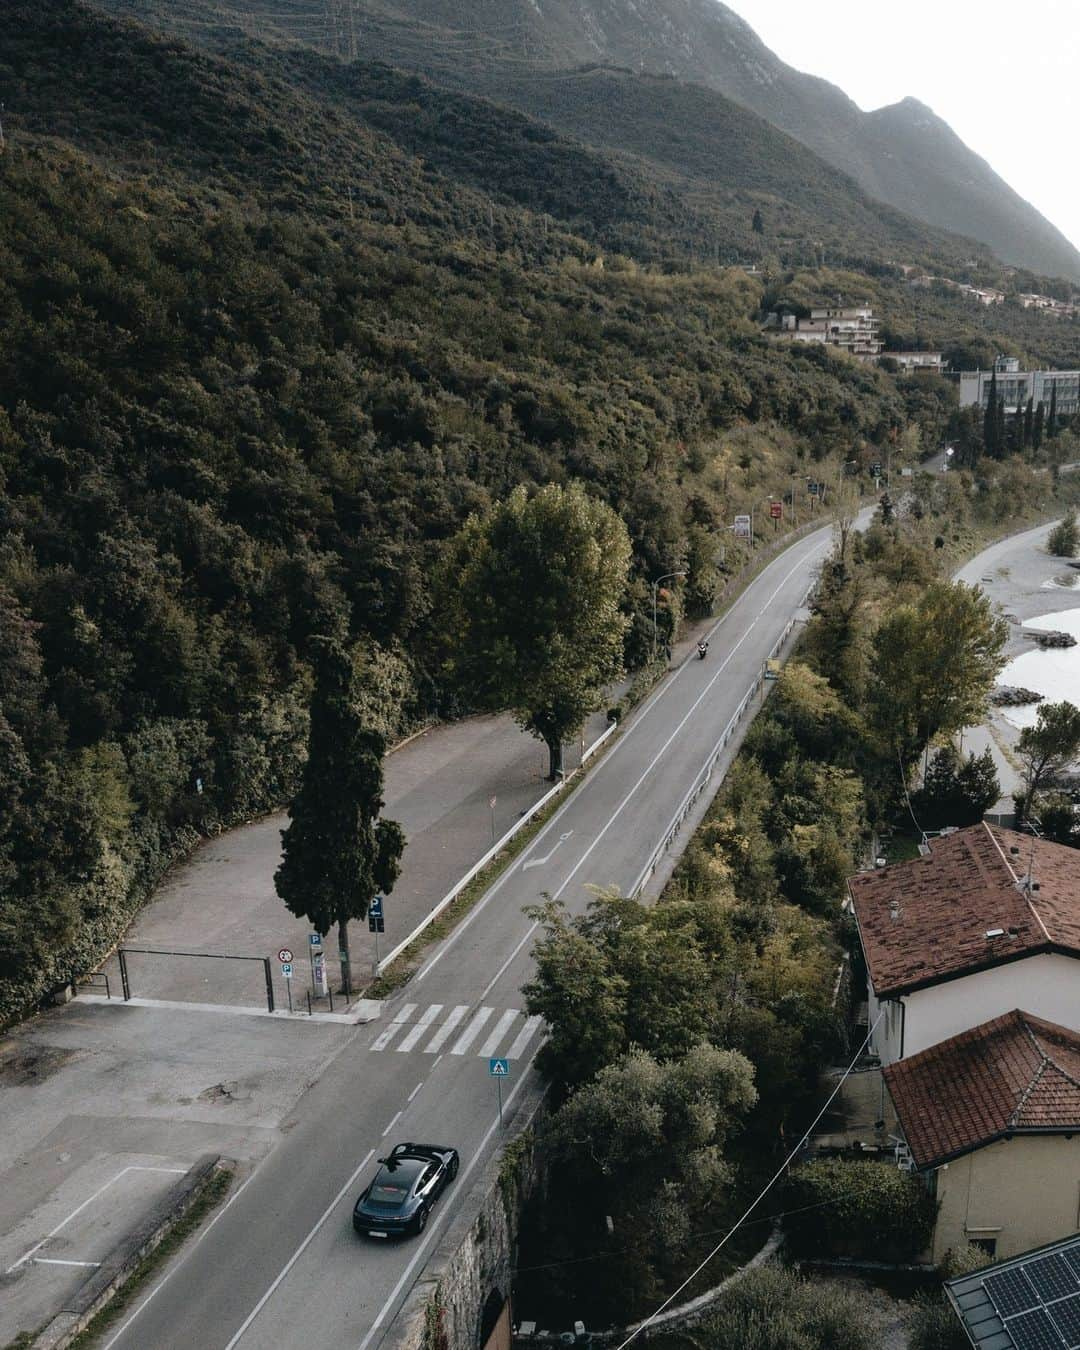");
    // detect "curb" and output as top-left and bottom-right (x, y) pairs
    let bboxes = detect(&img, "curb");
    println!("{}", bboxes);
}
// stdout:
(32, 1154), (229, 1350)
